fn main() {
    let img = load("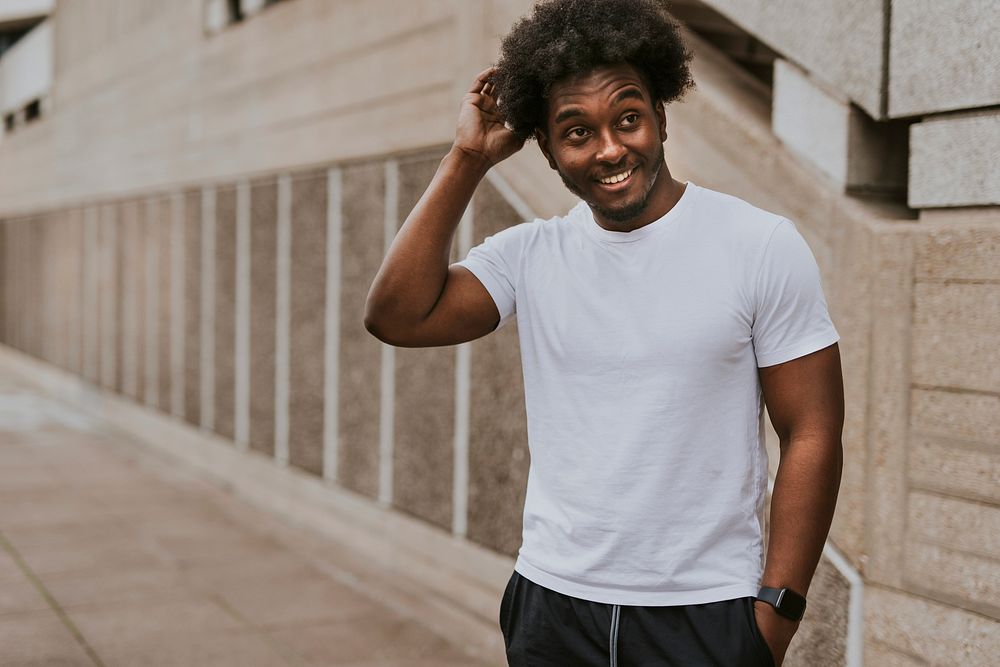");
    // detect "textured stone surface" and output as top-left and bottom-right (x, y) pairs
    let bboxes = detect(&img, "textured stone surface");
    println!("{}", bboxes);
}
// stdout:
(249, 179), (277, 457)
(338, 161), (385, 499)
(866, 585), (1000, 664)
(466, 180), (530, 558)
(912, 278), (1000, 394)
(11, 221), (22, 351)
(5, 222), (18, 349)
(25, 217), (43, 360)
(912, 325), (999, 395)
(889, 0), (1000, 117)
(288, 171), (327, 476)
(9, 221), (26, 351)
(118, 200), (145, 401)
(824, 216), (872, 565)
(783, 555), (848, 666)
(38, 214), (57, 366)
(59, 212), (79, 371)
(42, 215), (53, 362)
(863, 642), (926, 666)
(910, 112), (1000, 208)
(115, 205), (130, 393)
(0, 222), (5, 345)
(904, 540), (1000, 623)
(157, 197), (173, 413)
(392, 155), (454, 530)
(141, 199), (161, 408)
(911, 387), (1000, 447)
(914, 281), (1000, 335)
(907, 491), (1000, 561)
(183, 189), (202, 426)
(704, 0), (885, 117)
(98, 203), (118, 391)
(913, 223), (1000, 282)
(909, 435), (1000, 505)
(214, 187), (237, 441)
(863, 227), (914, 587)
